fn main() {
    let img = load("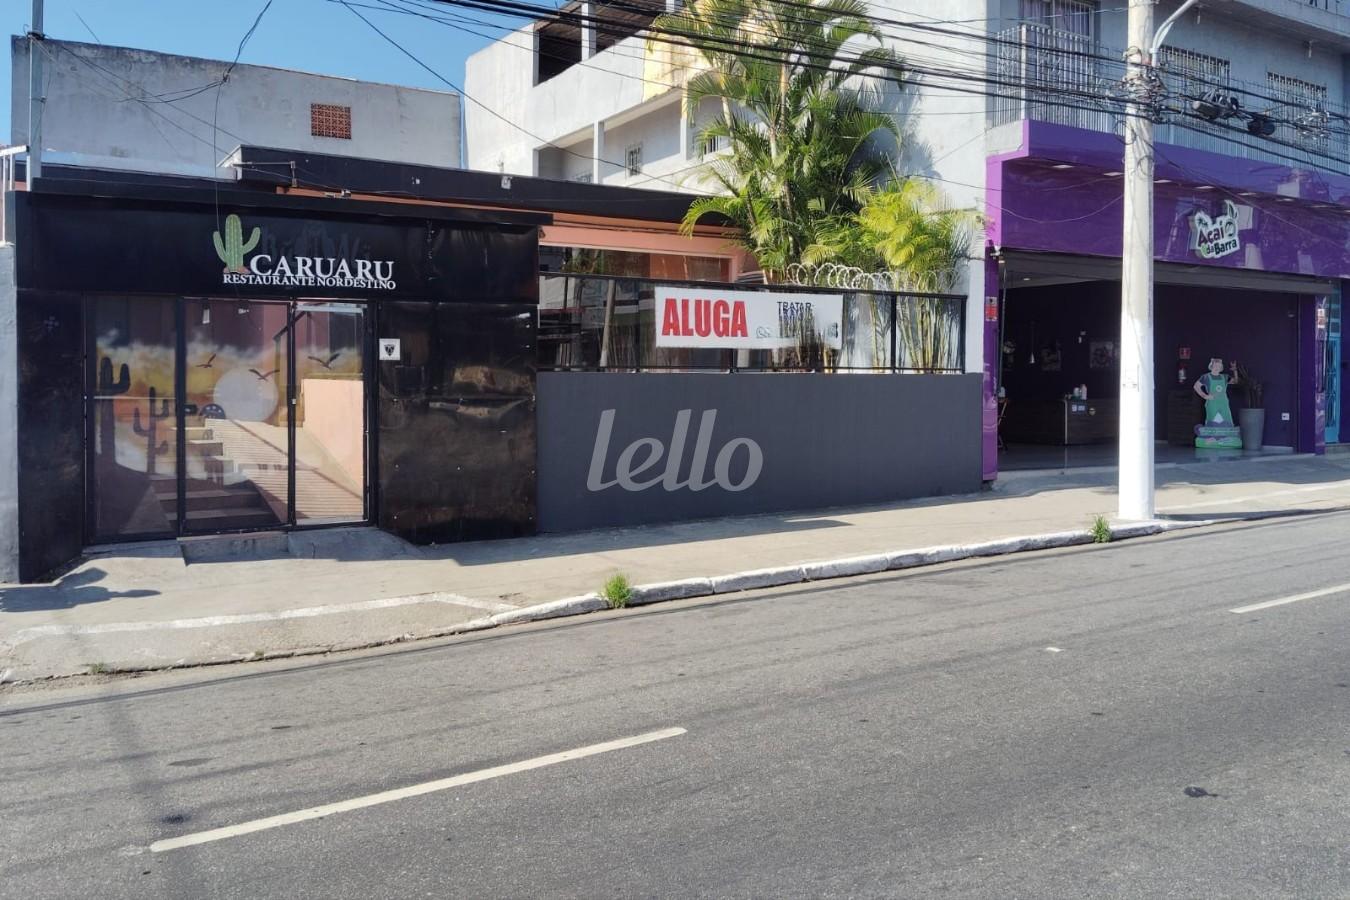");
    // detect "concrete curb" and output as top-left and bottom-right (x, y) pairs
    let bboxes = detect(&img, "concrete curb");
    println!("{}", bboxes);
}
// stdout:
(630, 578), (715, 606)
(489, 593), (606, 625)
(1, 516), (1227, 685)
